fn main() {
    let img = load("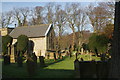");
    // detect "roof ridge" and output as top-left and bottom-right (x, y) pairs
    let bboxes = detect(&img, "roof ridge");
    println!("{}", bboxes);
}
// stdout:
(16, 24), (50, 28)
